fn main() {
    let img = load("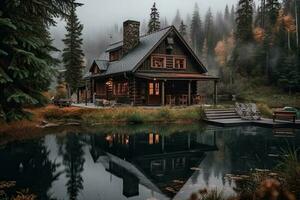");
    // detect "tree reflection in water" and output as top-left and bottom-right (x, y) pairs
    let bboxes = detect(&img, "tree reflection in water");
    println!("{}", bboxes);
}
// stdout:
(62, 133), (85, 200)
(0, 139), (62, 199)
